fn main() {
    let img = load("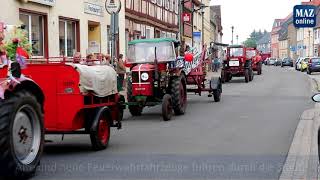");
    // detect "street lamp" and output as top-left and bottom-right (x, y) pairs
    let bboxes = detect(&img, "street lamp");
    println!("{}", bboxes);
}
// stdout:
(231, 26), (234, 45)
